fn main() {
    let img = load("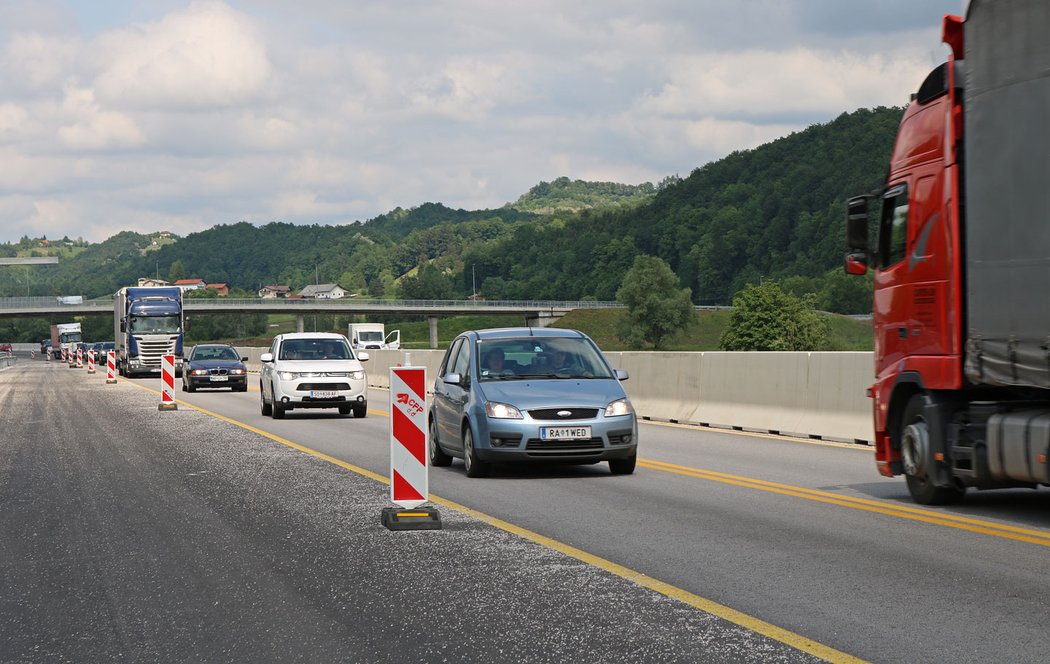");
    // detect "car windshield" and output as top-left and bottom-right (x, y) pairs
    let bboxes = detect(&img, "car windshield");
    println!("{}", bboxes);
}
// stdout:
(476, 337), (612, 381)
(279, 339), (352, 360)
(193, 346), (240, 361)
(130, 315), (181, 334)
